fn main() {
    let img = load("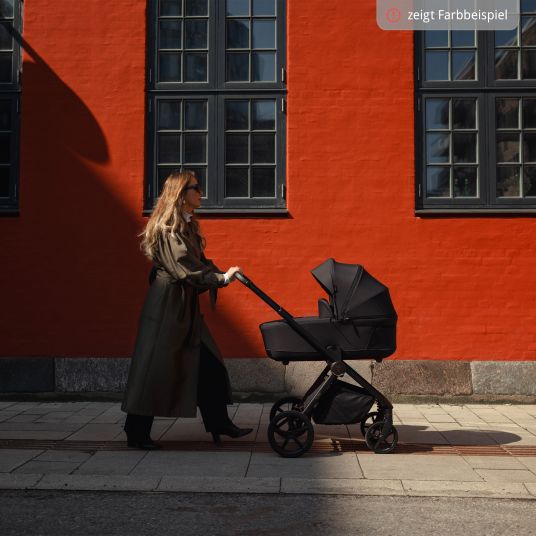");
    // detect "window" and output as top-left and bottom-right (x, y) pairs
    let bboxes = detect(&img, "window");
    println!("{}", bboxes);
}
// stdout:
(146, 0), (286, 212)
(416, 1), (536, 212)
(0, 0), (21, 214)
